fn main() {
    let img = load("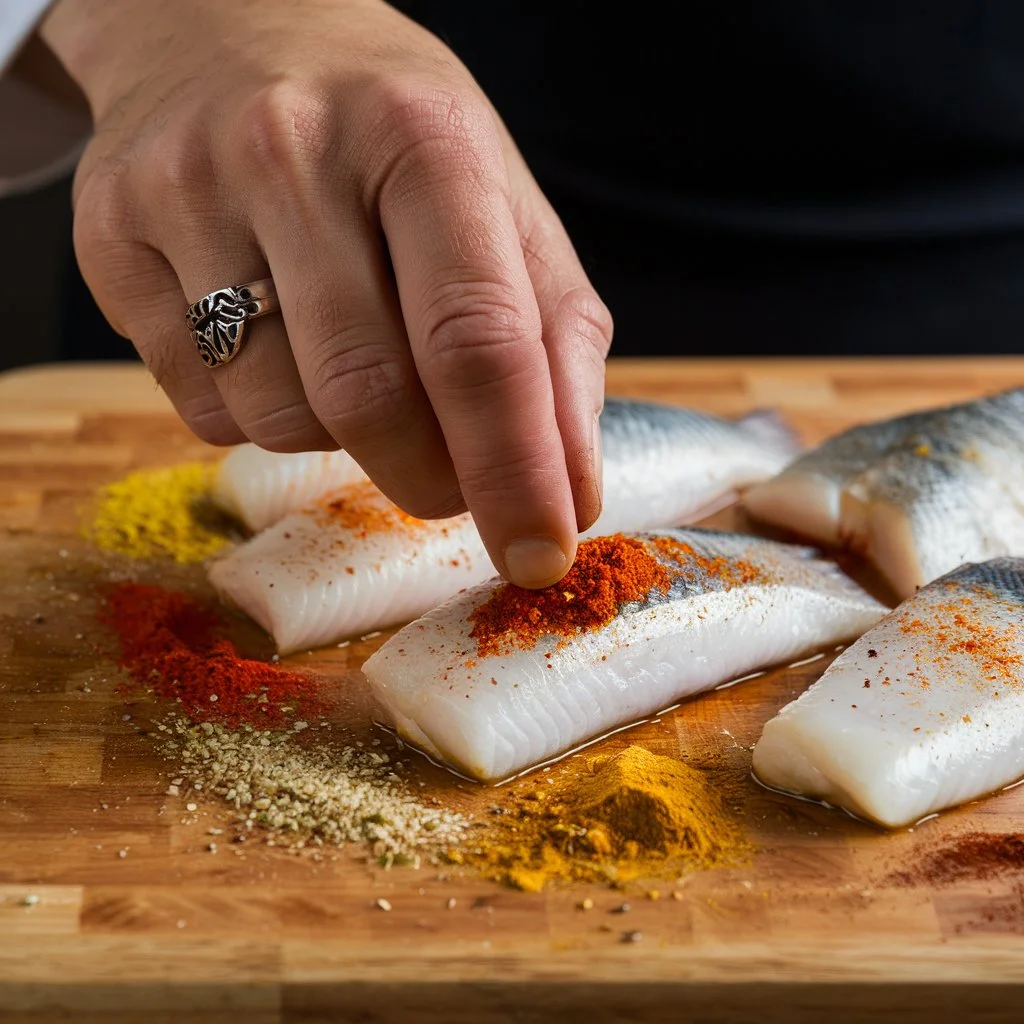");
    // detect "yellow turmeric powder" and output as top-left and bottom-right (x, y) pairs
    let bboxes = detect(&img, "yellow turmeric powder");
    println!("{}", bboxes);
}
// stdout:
(460, 745), (750, 892)
(84, 462), (232, 563)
